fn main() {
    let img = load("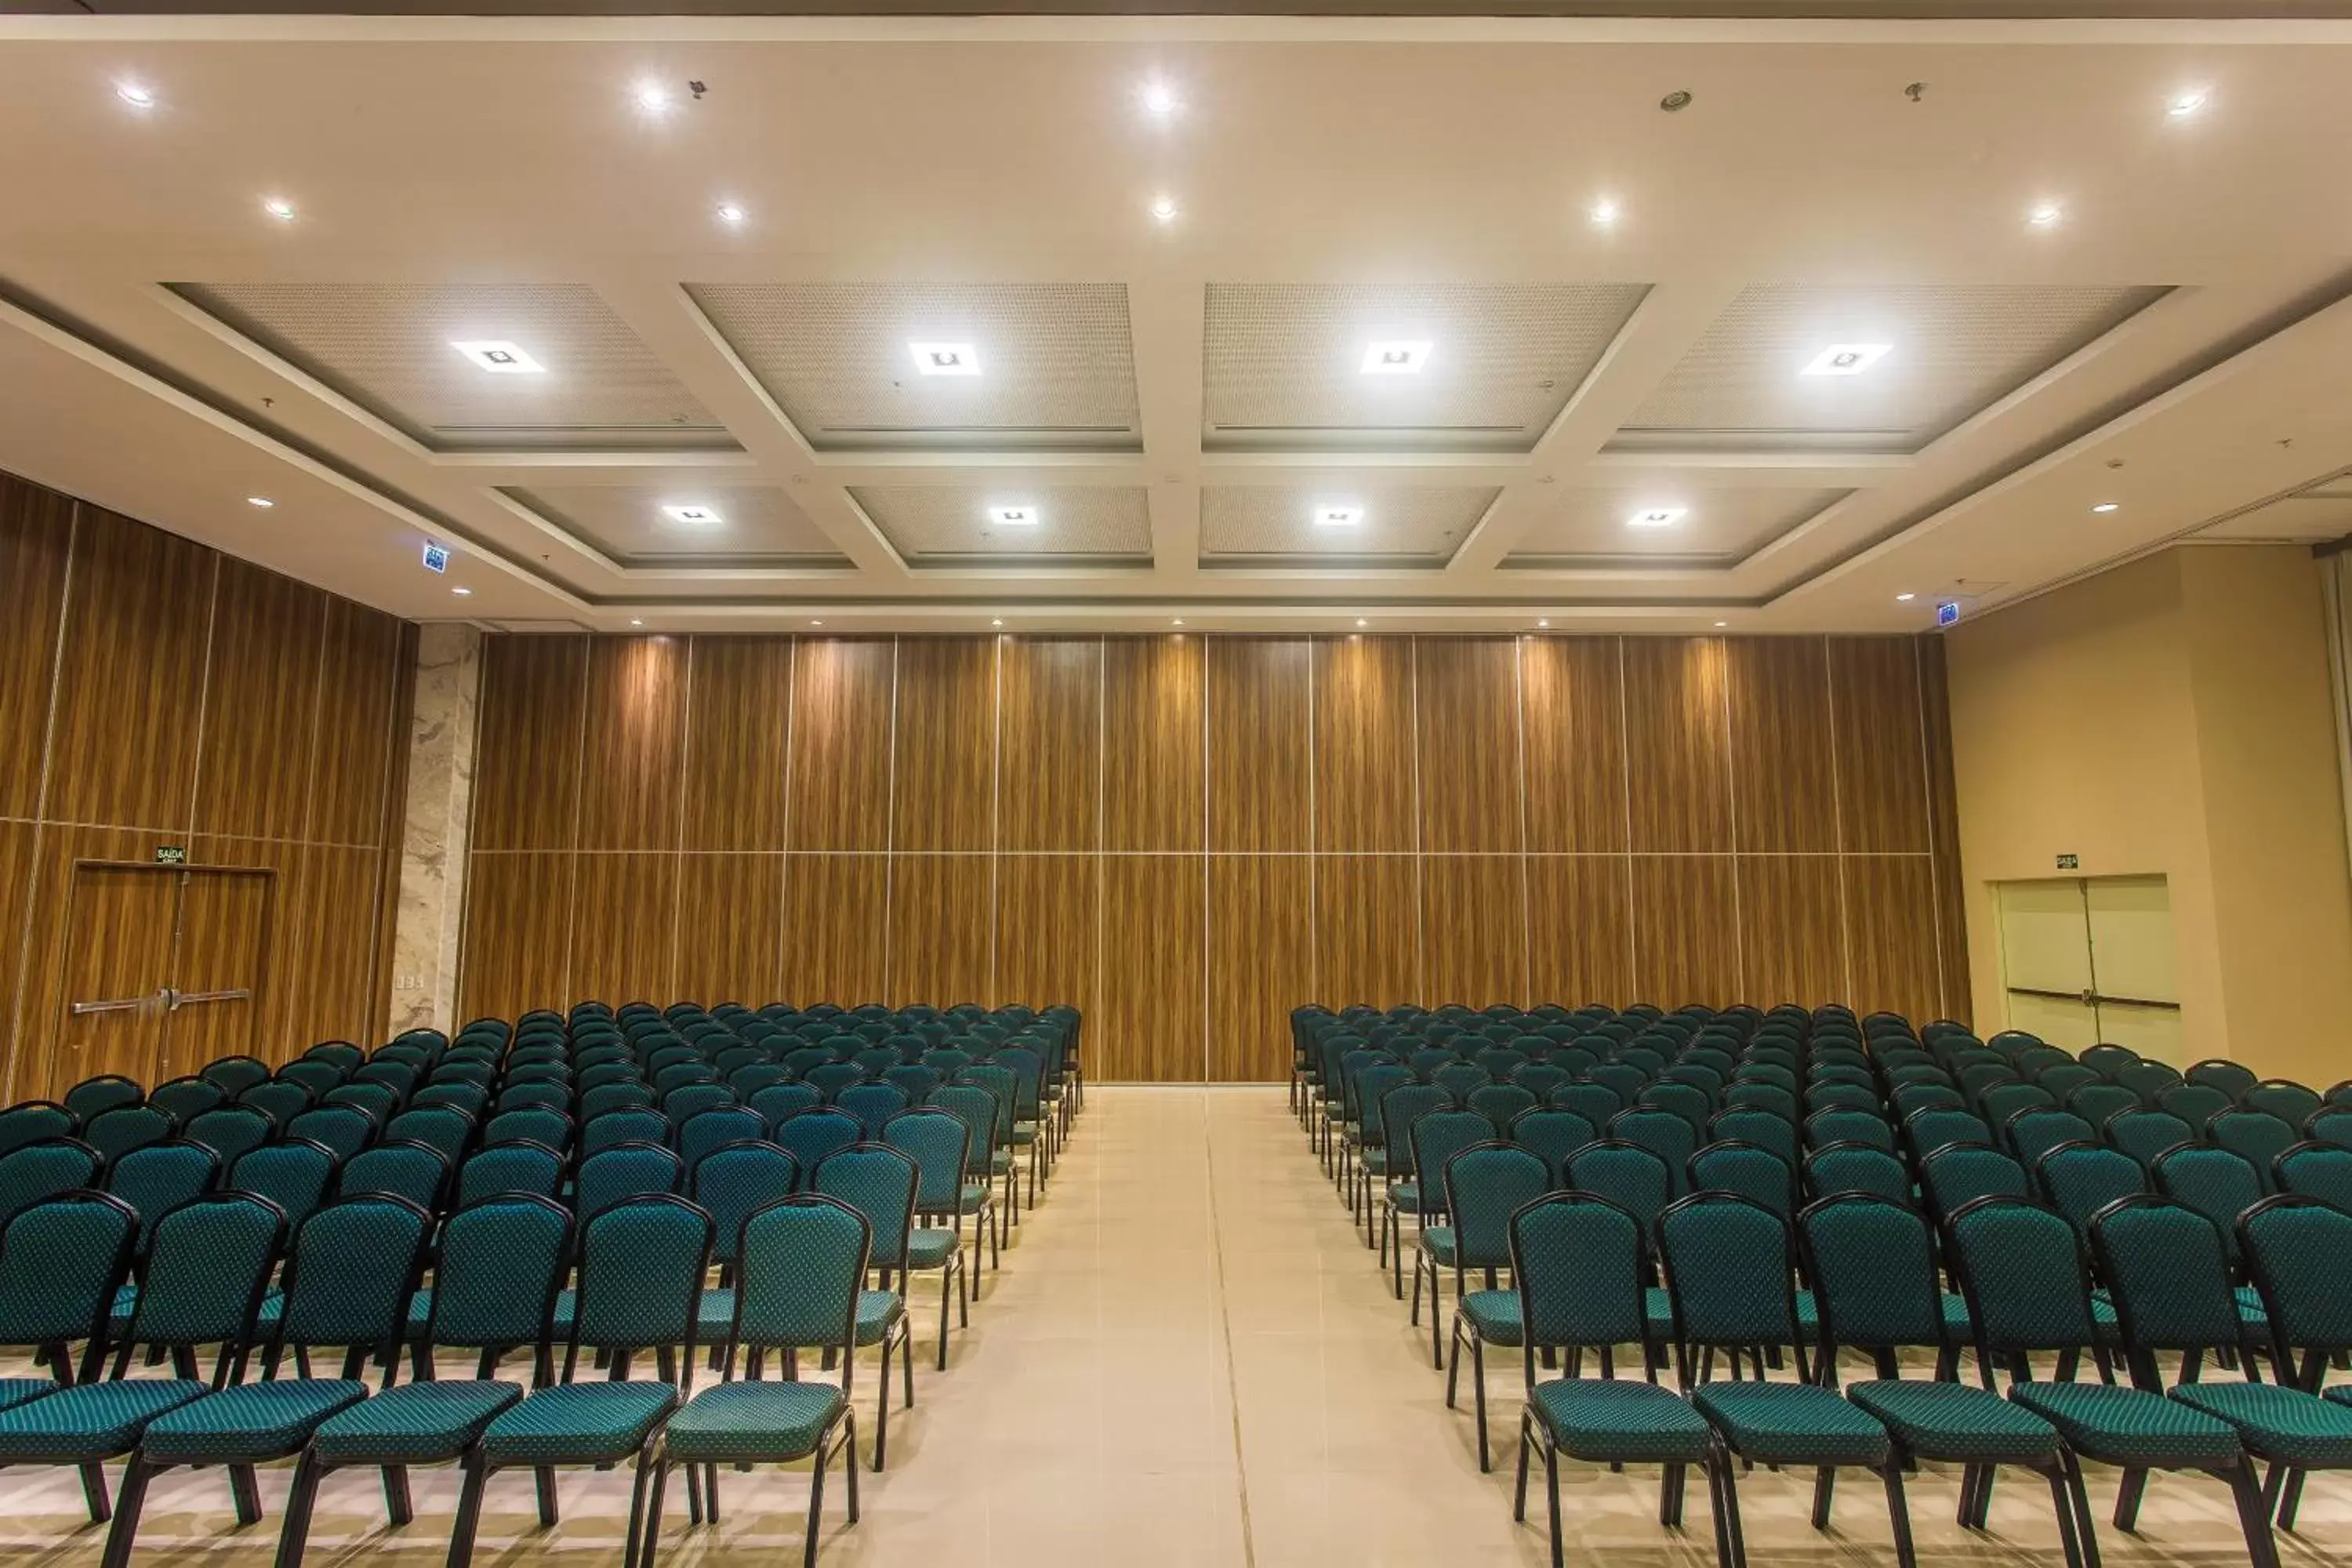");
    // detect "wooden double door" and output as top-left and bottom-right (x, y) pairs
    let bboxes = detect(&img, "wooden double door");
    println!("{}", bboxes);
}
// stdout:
(47, 862), (274, 1098)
